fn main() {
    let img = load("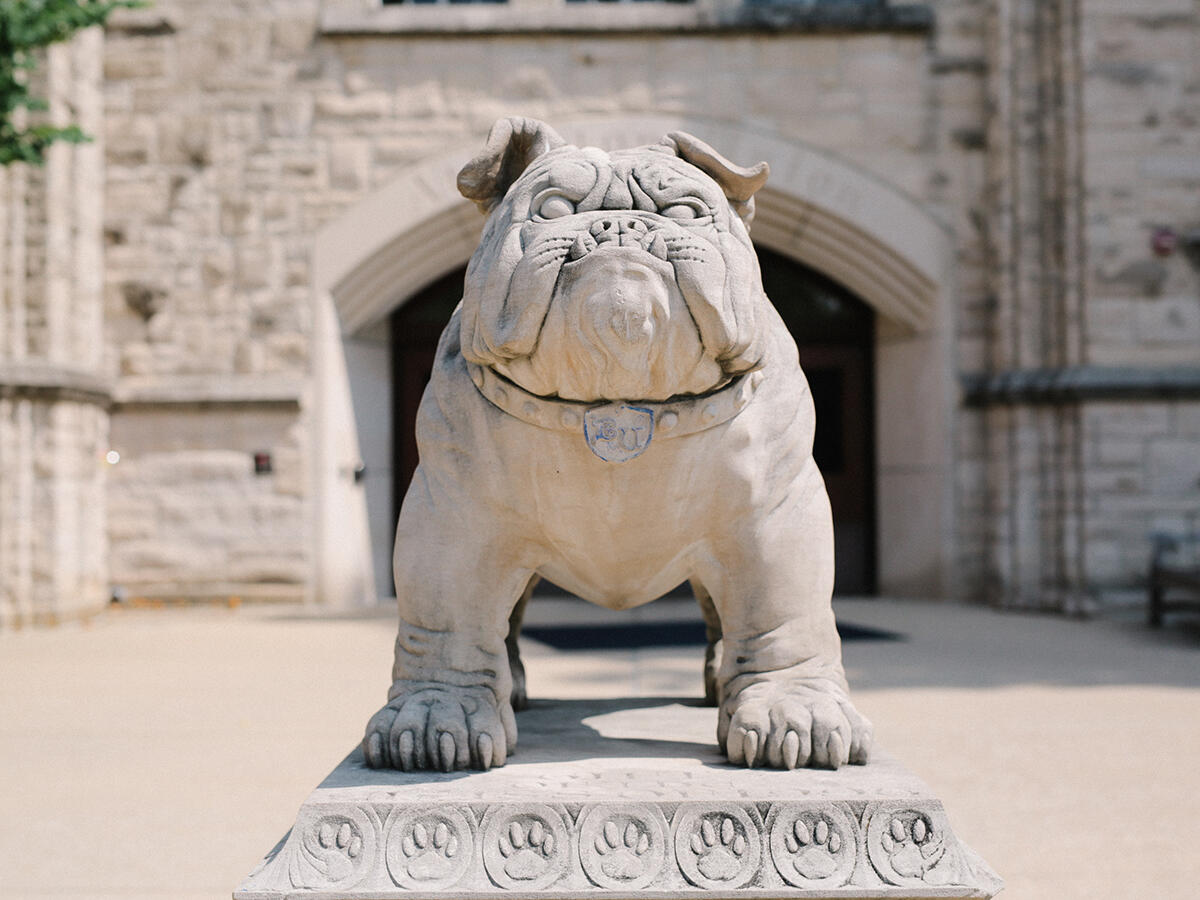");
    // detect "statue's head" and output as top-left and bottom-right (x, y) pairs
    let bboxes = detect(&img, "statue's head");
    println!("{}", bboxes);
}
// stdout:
(456, 118), (771, 402)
